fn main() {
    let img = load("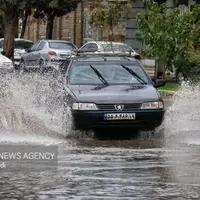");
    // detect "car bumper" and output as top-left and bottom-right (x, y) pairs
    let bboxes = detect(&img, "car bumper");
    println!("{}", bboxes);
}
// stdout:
(0, 68), (14, 74)
(72, 109), (165, 131)
(46, 59), (66, 70)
